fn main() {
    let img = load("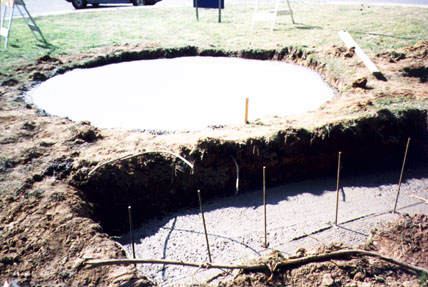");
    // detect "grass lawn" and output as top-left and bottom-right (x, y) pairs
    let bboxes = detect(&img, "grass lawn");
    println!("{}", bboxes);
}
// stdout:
(0, 3), (427, 74)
